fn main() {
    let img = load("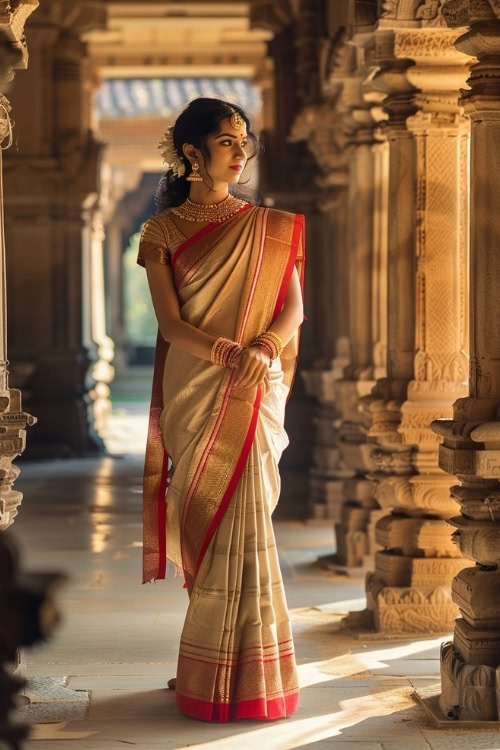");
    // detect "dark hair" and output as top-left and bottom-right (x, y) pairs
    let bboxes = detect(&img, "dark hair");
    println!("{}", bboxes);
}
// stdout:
(154, 97), (262, 213)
